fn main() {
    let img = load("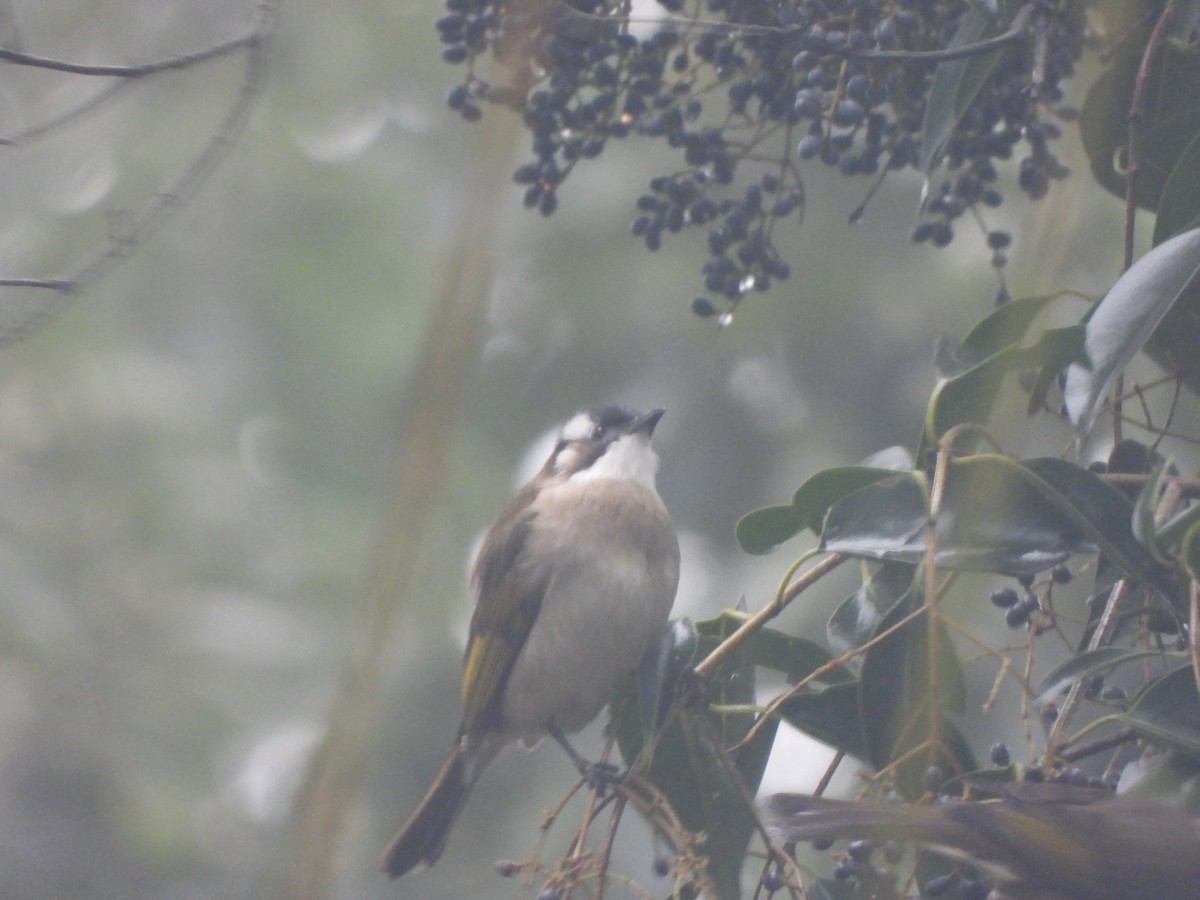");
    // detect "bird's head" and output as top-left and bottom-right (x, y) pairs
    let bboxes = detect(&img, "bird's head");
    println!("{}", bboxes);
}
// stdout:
(545, 404), (665, 490)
